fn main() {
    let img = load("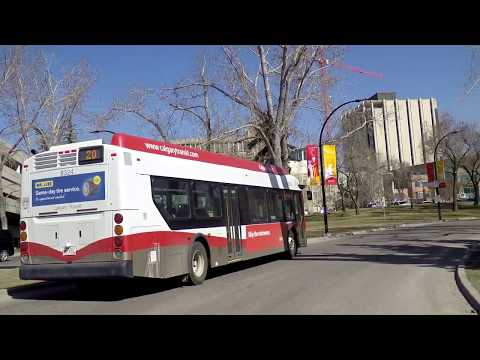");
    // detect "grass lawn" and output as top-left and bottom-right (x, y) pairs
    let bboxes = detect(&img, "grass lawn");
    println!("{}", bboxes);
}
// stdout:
(466, 250), (480, 295)
(0, 268), (40, 290)
(306, 203), (480, 238)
